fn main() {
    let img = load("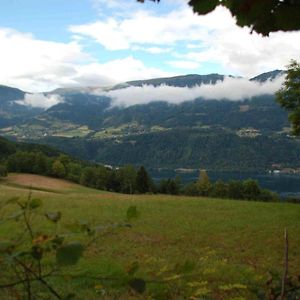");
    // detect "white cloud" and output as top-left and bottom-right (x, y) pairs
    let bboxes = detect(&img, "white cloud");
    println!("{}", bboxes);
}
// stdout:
(0, 28), (87, 92)
(97, 75), (284, 107)
(74, 56), (172, 85)
(16, 93), (63, 109)
(70, 5), (300, 76)
(183, 16), (300, 76)
(69, 8), (211, 50)
(132, 46), (172, 54)
(1, 1), (299, 94)
(0, 28), (171, 92)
